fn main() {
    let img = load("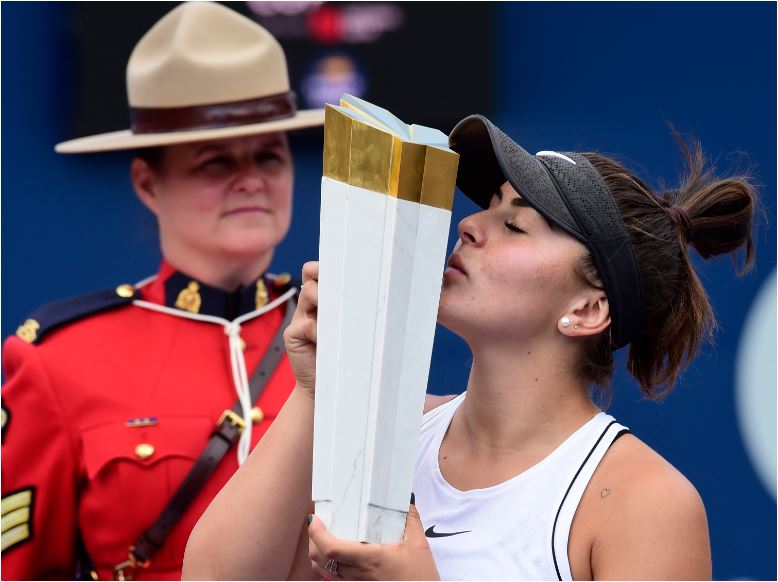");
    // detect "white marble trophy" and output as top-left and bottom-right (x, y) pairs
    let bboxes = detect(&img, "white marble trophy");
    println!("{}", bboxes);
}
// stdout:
(313, 95), (459, 543)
